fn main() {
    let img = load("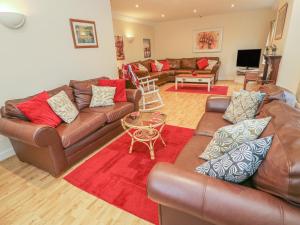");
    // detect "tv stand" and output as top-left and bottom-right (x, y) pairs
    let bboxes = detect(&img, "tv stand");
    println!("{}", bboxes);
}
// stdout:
(237, 67), (260, 76)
